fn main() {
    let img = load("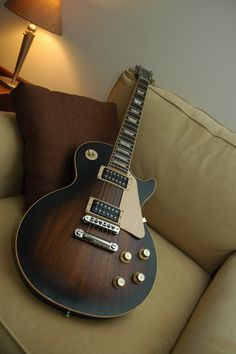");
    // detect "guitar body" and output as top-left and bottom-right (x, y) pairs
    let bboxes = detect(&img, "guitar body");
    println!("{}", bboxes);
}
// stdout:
(15, 142), (157, 318)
